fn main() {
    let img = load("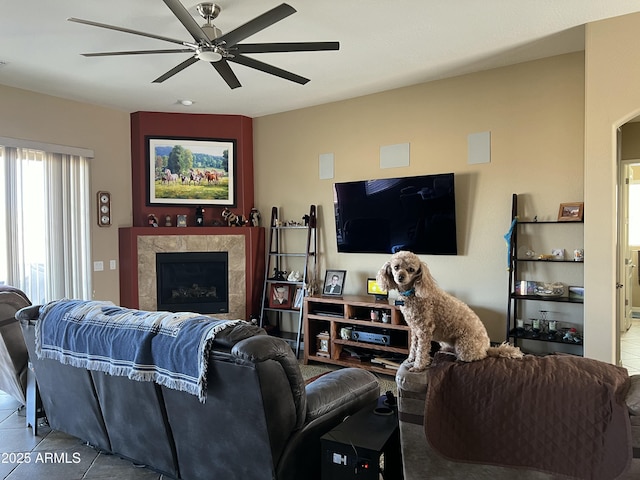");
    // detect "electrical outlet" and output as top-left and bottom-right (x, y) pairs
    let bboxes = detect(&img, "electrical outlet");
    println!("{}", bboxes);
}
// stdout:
(93, 261), (104, 272)
(109, 260), (117, 270)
